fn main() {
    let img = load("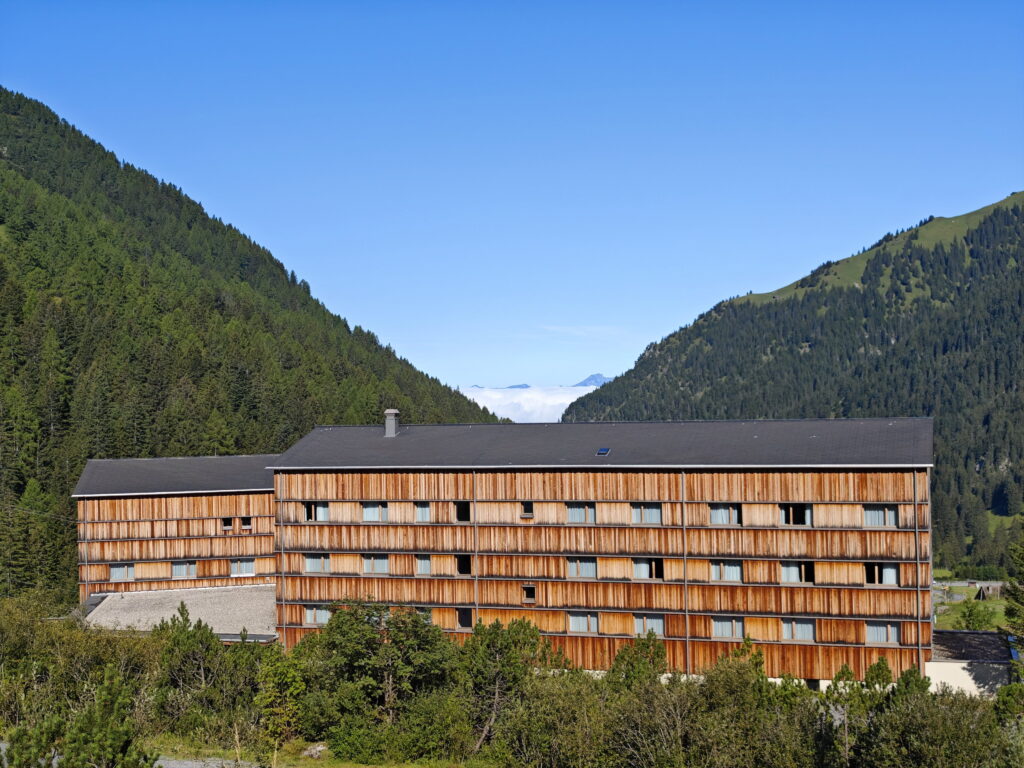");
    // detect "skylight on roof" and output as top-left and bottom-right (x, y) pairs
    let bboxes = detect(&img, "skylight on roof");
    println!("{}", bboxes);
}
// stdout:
(596, 447), (610, 456)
